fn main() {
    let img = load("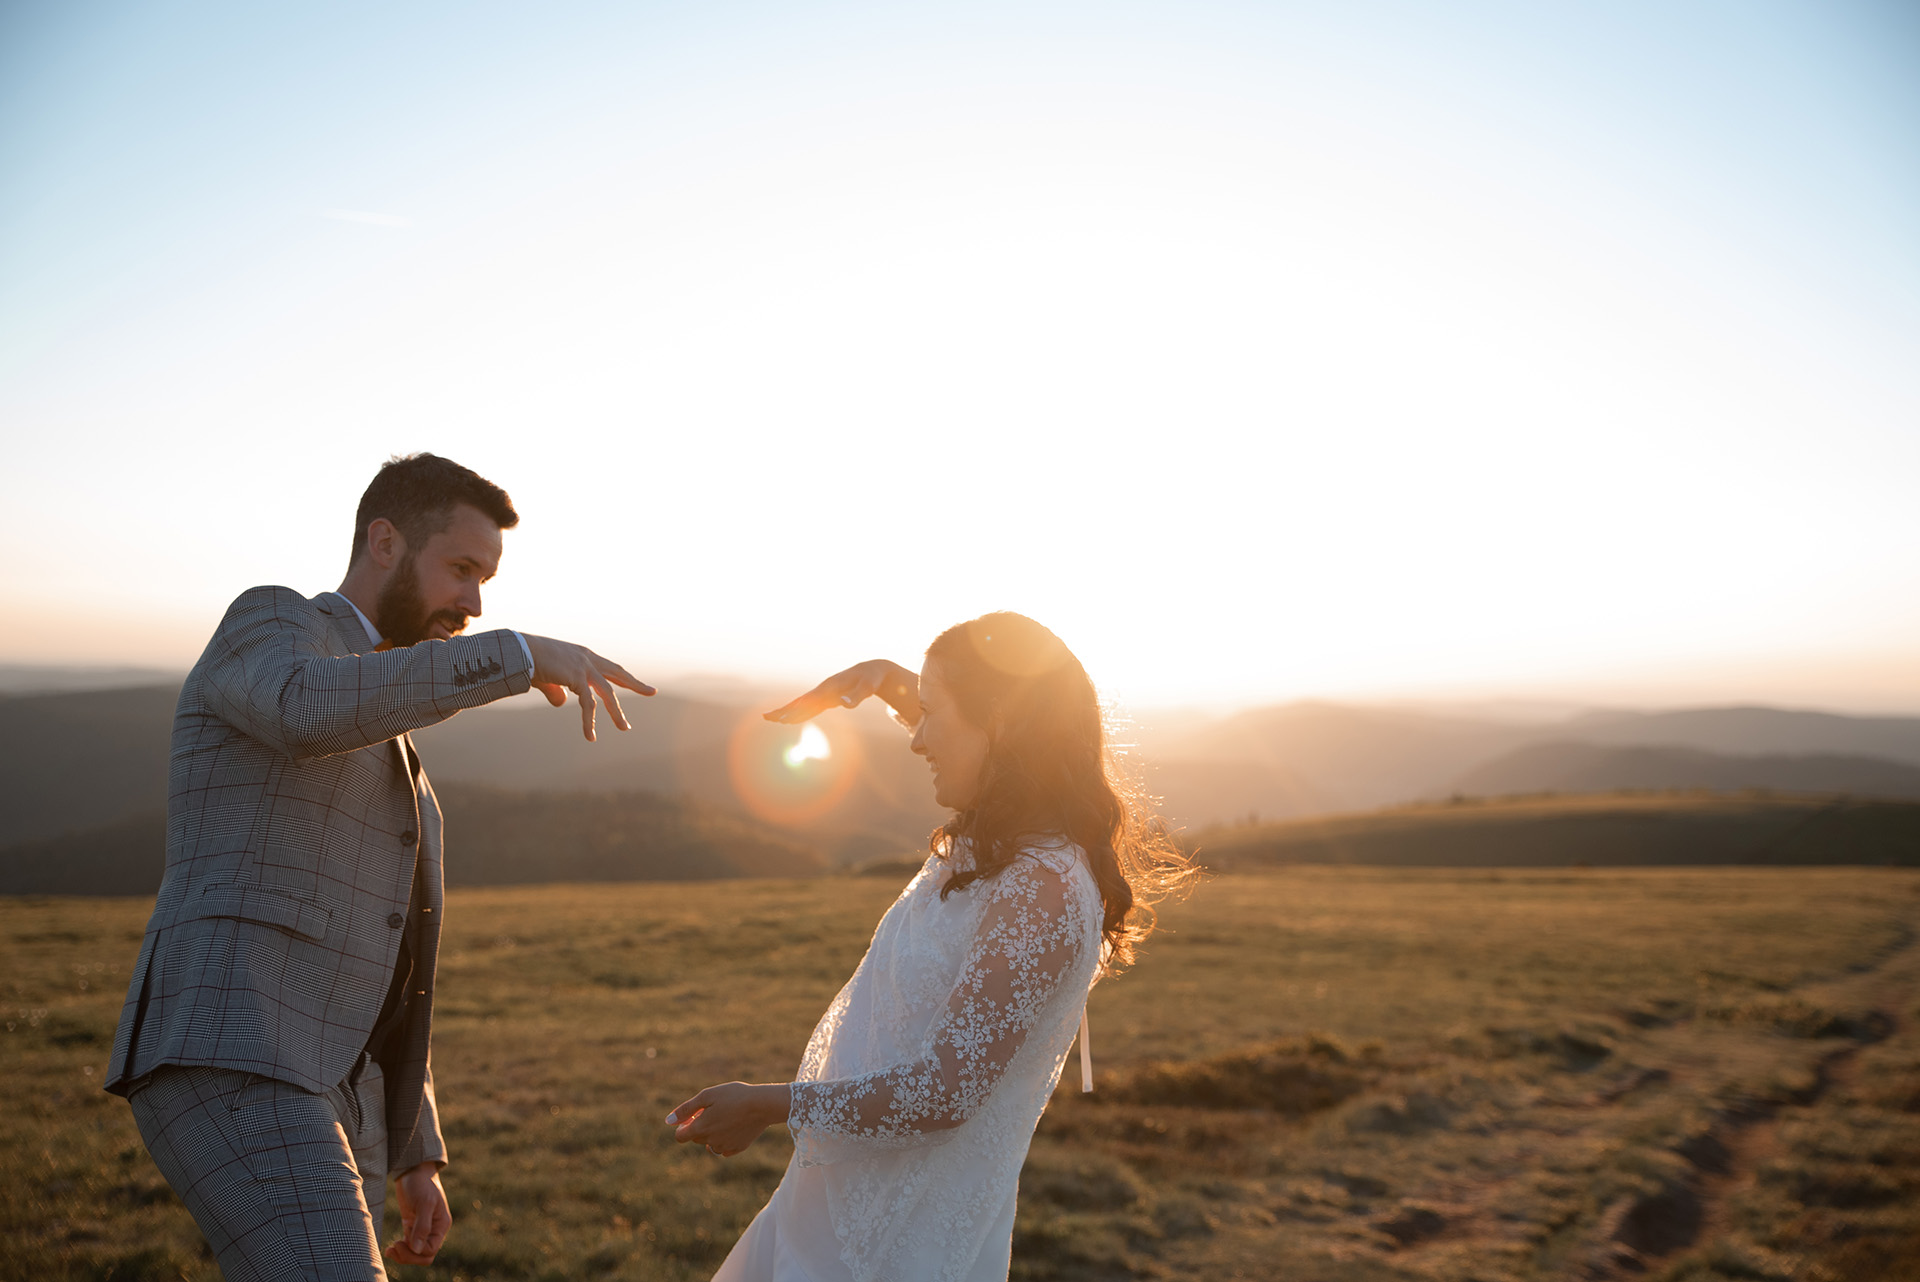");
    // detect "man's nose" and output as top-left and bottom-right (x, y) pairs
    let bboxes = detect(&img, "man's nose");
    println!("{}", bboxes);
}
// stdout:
(461, 584), (484, 618)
